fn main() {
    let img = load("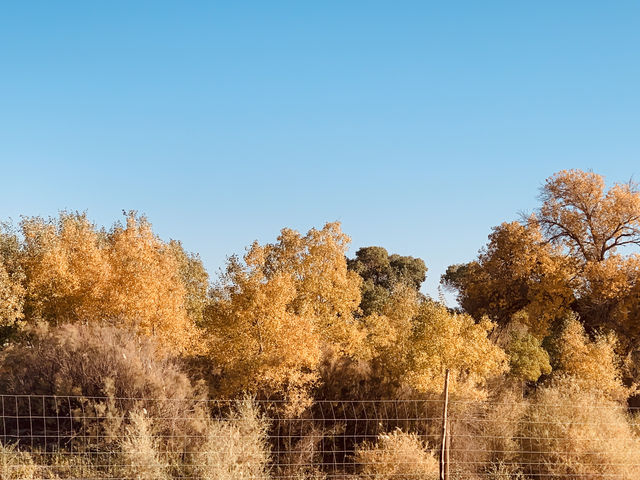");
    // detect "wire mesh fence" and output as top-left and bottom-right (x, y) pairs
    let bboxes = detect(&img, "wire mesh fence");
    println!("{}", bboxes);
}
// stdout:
(0, 394), (639, 479)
